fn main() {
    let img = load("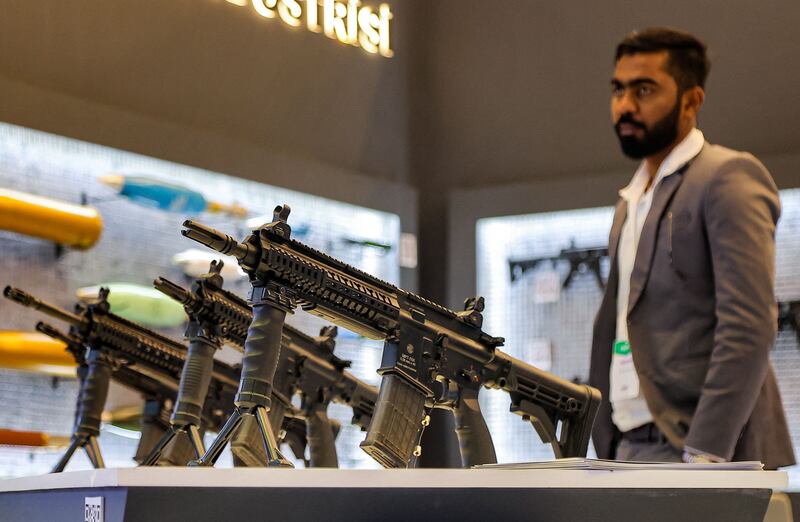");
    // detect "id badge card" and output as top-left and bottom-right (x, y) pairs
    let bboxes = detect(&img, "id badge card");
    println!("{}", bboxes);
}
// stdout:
(610, 340), (640, 401)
